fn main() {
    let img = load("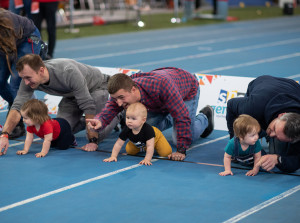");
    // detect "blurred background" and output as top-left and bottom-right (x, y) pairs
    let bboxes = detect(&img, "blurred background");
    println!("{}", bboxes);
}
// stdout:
(0, 0), (299, 40)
